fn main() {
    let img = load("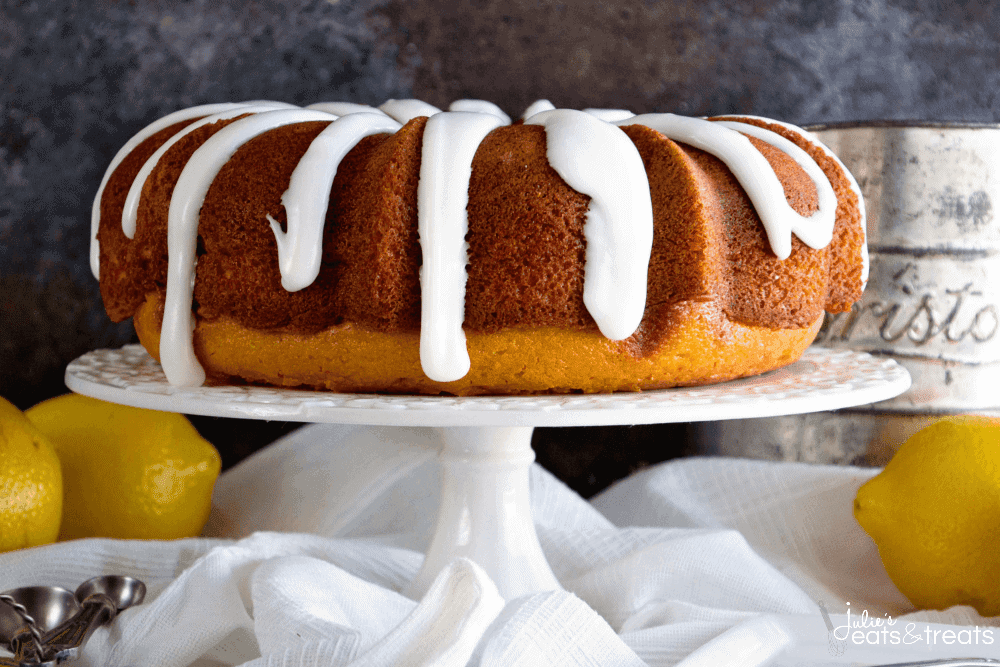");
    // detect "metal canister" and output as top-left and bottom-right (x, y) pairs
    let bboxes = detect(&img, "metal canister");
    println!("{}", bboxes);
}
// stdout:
(693, 123), (1000, 465)
(814, 122), (1000, 411)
